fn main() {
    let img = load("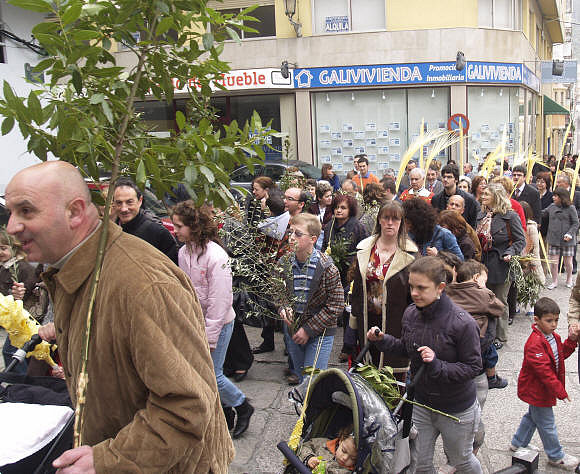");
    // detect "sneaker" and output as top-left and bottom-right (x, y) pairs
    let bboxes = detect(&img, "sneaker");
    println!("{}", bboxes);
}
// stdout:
(488, 375), (508, 389)
(493, 339), (504, 350)
(548, 453), (579, 470)
(286, 374), (300, 385)
(509, 443), (540, 452)
(547, 283), (558, 290)
(566, 282), (574, 289)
